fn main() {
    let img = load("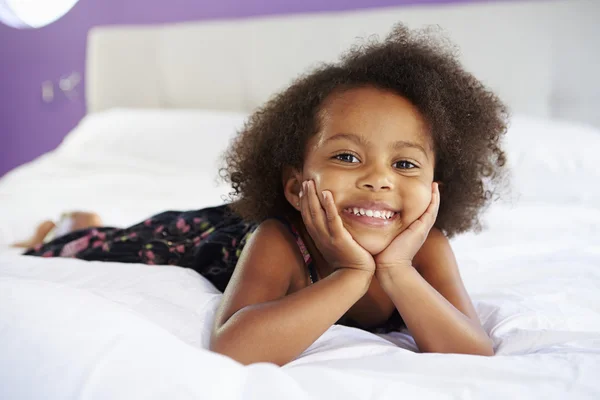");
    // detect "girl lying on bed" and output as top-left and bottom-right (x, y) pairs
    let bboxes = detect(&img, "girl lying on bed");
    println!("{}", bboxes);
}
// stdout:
(16, 23), (508, 365)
